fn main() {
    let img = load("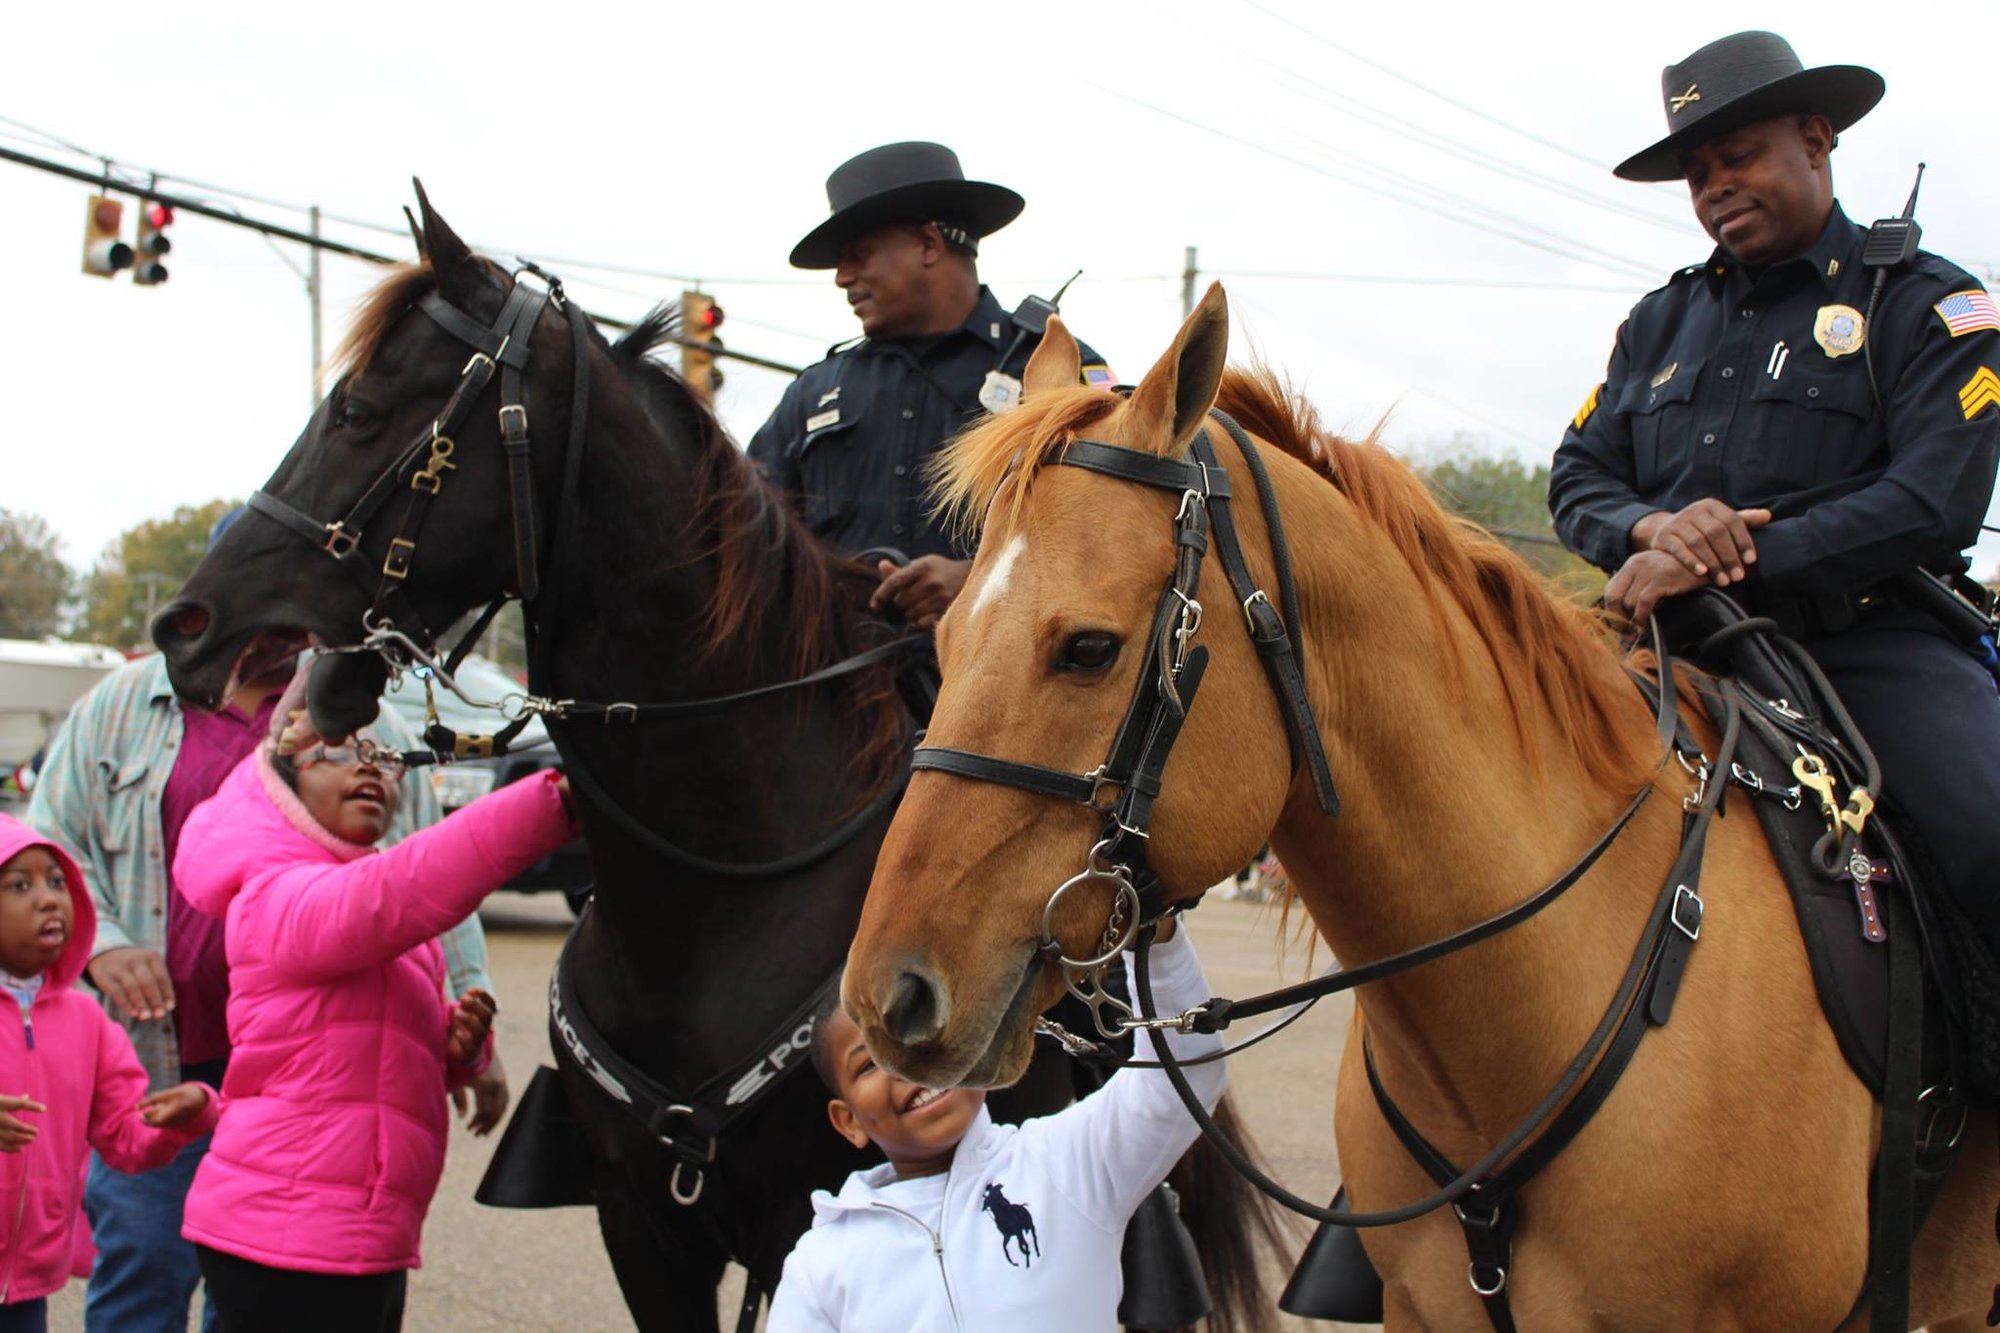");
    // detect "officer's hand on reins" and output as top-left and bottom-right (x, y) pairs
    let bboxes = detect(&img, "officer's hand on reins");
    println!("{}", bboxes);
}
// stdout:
(1606, 549), (1707, 628)
(1630, 500), (1771, 587)
(870, 556), (971, 631)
